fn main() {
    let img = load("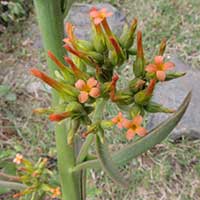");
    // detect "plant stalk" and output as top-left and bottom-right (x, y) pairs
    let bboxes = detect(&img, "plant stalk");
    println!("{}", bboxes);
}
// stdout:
(33, 1), (79, 200)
